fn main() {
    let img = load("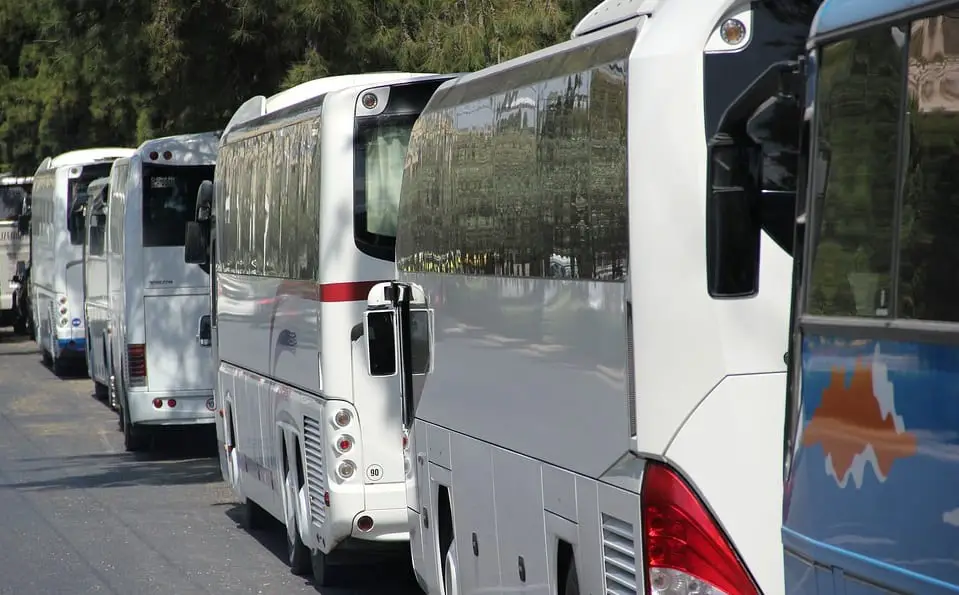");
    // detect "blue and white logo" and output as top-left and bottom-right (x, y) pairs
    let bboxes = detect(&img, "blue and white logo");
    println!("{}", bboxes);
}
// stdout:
(71, 317), (81, 328)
